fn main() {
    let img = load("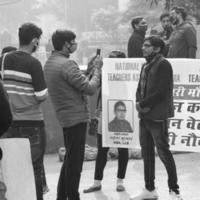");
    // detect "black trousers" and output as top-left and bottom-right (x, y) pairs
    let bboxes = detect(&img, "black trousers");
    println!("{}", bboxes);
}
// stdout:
(139, 119), (179, 193)
(94, 134), (128, 180)
(57, 122), (87, 200)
